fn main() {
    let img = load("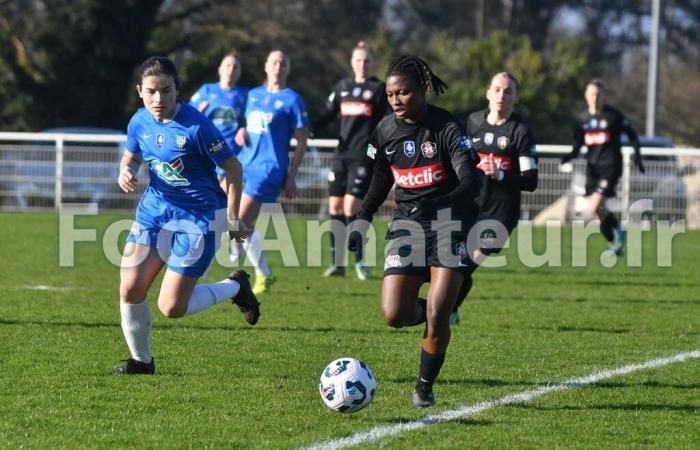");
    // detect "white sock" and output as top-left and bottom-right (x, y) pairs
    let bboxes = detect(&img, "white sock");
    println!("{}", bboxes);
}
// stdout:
(120, 299), (152, 363)
(229, 239), (243, 264)
(183, 279), (240, 316)
(243, 229), (271, 276)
